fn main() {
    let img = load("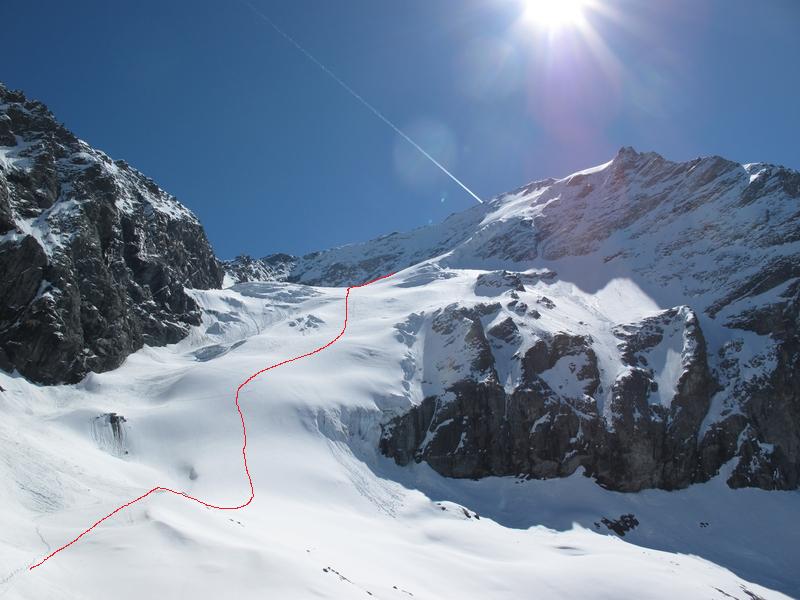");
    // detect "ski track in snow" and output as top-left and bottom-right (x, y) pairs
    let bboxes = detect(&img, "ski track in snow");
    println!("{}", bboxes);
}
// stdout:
(27, 273), (395, 571)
